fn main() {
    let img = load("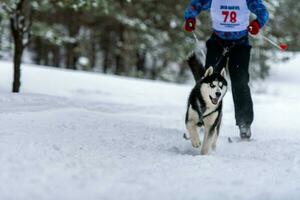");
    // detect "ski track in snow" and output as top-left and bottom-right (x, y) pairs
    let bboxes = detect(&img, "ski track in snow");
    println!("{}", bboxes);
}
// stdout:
(0, 58), (300, 200)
